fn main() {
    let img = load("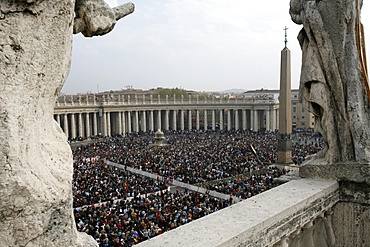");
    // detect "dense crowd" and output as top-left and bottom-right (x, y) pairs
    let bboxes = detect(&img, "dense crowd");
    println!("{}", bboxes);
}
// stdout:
(71, 129), (323, 246)
(207, 167), (286, 199)
(74, 189), (230, 246)
(73, 159), (168, 208)
(291, 128), (324, 165)
(100, 130), (278, 184)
